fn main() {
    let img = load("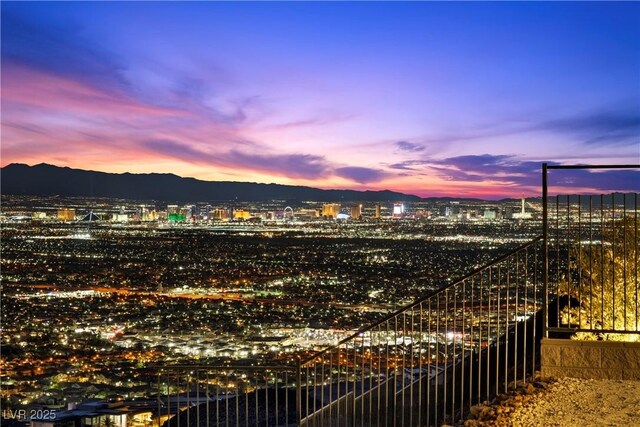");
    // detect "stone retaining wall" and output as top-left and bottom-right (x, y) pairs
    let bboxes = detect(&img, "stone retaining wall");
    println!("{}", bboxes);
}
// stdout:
(541, 338), (640, 380)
